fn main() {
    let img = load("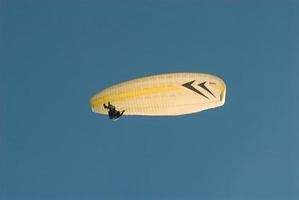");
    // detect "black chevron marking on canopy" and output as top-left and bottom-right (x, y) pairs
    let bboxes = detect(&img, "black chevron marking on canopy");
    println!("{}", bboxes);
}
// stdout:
(182, 80), (209, 99)
(198, 81), (216, 98)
